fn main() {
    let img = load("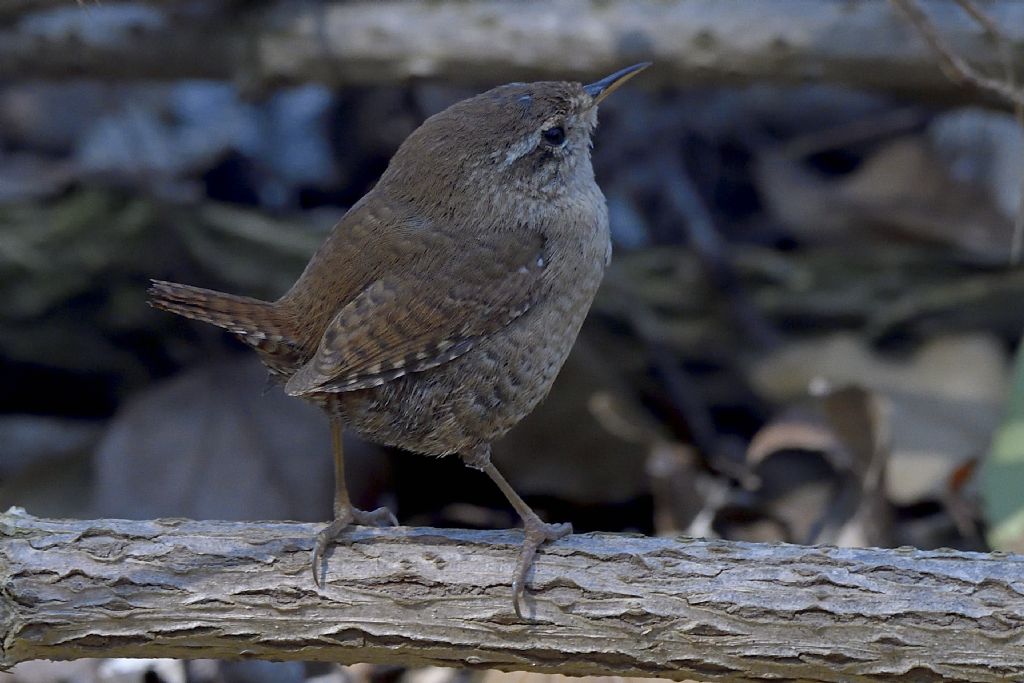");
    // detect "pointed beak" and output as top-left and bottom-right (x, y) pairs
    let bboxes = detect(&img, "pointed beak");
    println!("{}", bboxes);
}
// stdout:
(583, 62), (652, 107)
